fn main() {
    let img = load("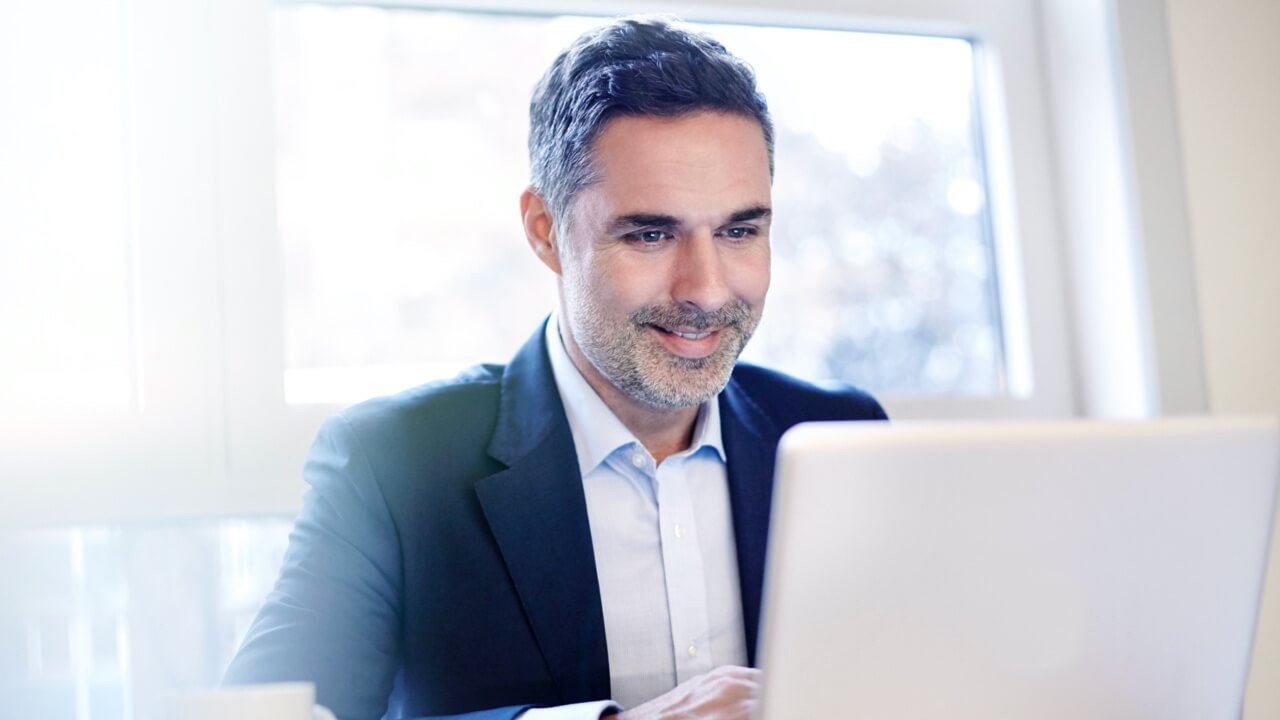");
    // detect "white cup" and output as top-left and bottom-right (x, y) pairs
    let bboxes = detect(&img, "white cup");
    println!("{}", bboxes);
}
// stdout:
(170, 682), (336, 720)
